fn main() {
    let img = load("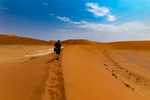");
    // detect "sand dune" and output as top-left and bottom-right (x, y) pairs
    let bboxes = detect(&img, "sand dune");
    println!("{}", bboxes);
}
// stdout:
(0, 53), (56, 100)
(0, 35), (65, 100)
(61, 39), (100, 45)
(0, 35), (150, 100)
(106, 41), (150, 50)
(48, 40), (57, 44)
(62, 45), (149, 100)
(0, 45), (53, 73)
(0, 47), (65, 100)
(0, 34), (51, 45)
